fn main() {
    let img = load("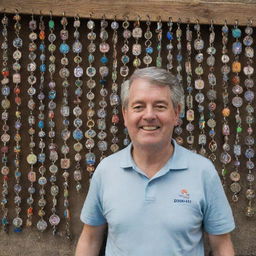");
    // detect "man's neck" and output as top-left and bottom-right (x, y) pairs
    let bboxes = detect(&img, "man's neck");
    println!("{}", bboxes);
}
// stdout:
(132, 142), (174, 178)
